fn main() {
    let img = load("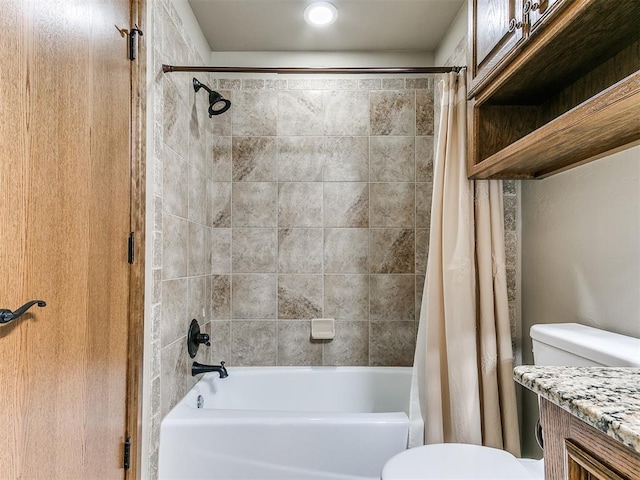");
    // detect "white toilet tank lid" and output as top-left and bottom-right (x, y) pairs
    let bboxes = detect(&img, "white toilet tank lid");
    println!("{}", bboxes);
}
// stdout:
(530, 323), (640, 367)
